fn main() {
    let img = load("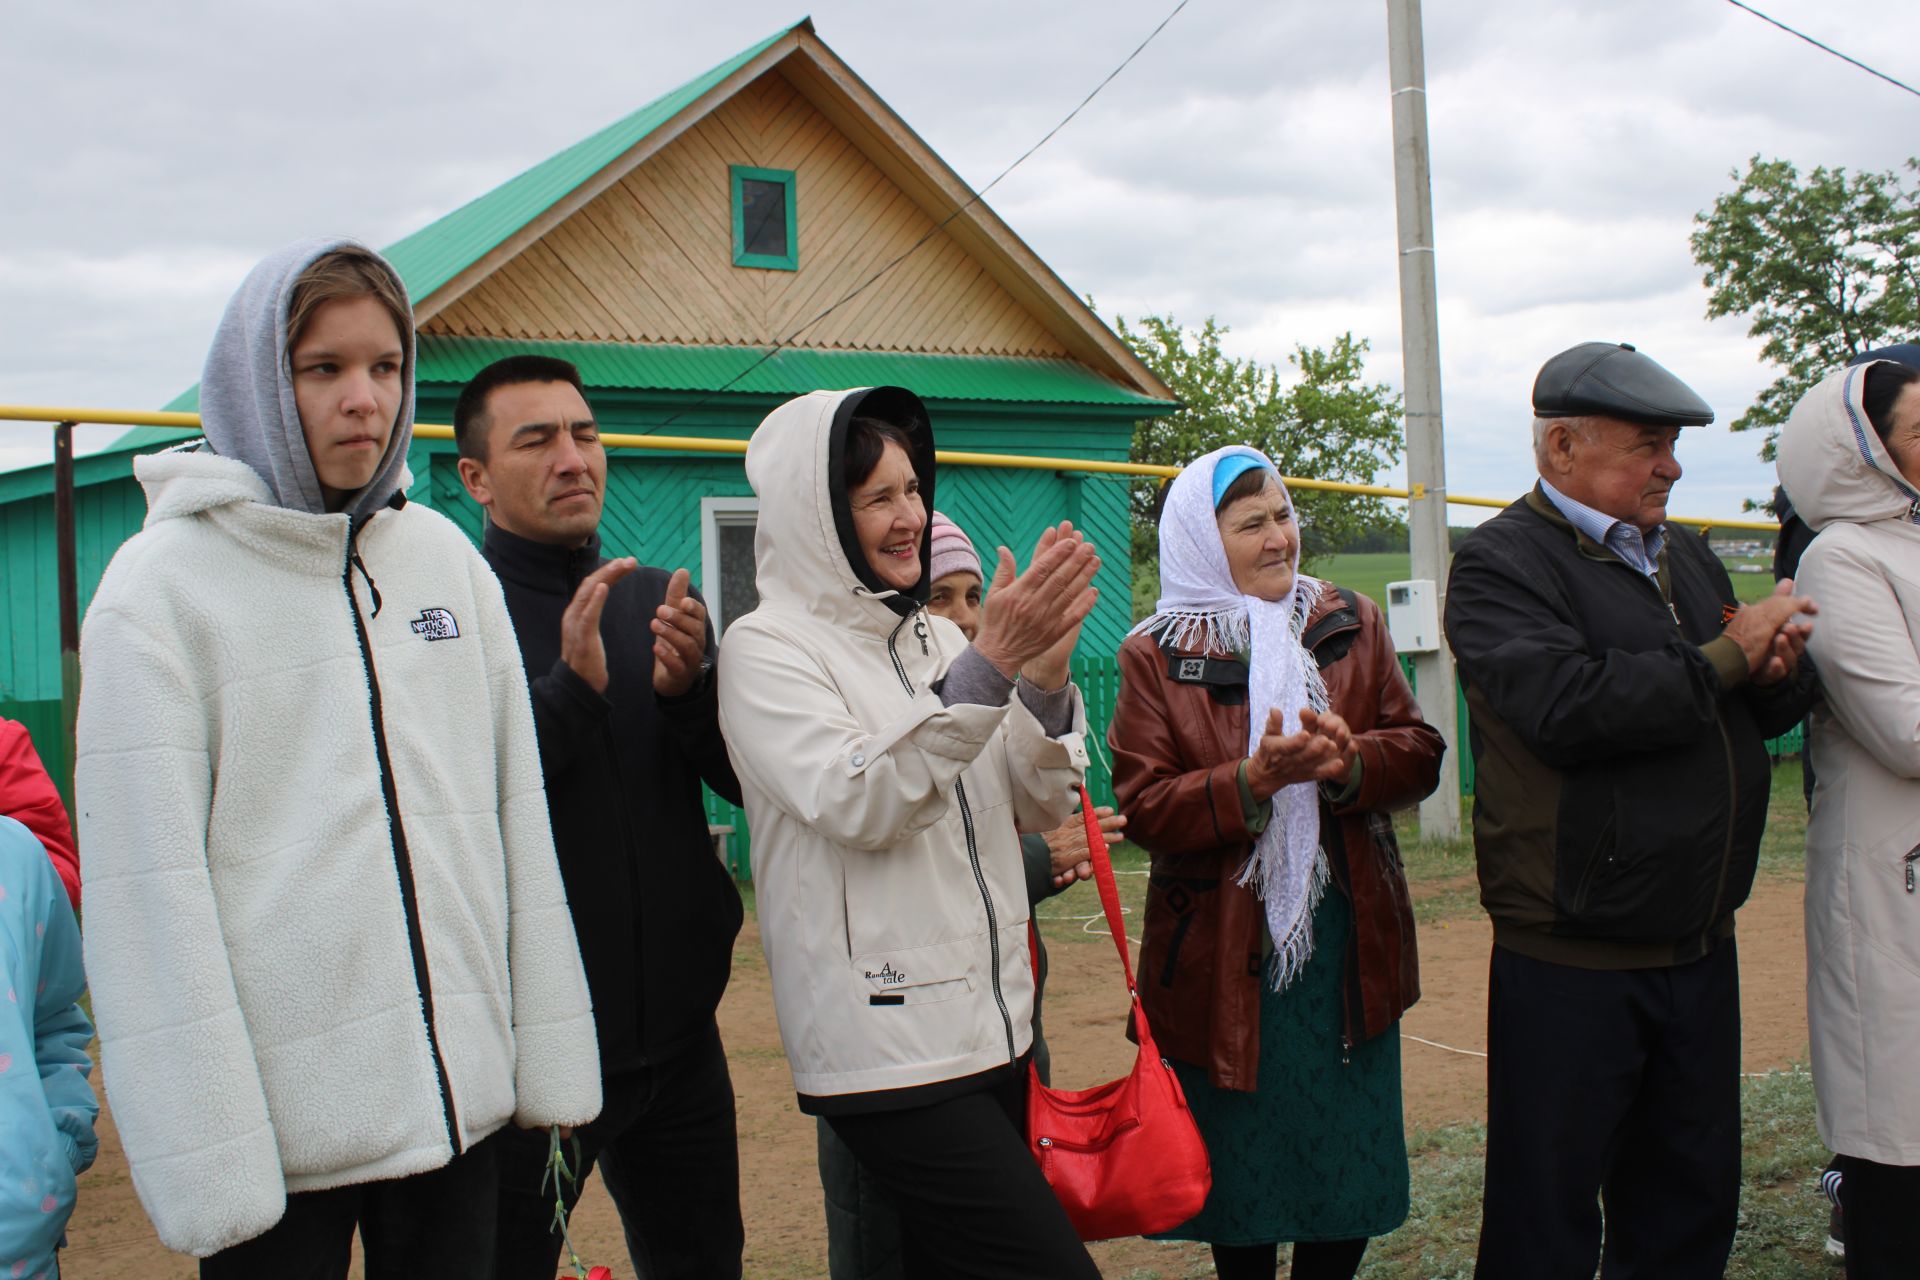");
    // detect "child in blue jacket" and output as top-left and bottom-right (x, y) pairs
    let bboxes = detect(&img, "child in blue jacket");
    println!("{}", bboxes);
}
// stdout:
(0, 813), (98, 1279)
